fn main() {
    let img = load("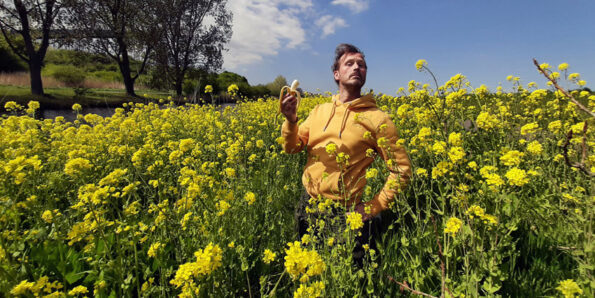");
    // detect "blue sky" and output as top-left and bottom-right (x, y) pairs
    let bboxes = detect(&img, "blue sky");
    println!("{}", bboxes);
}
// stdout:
(223, 0), (595, 94)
